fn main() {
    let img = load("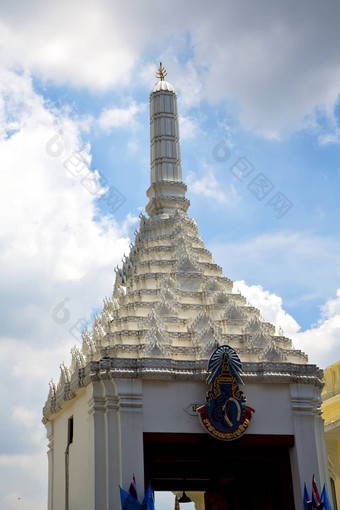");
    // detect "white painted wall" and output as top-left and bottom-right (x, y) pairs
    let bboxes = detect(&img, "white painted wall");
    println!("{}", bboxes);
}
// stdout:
(50, 388), (94, 510)
(142, 380), (294, 435)
(142, 380), (205, 433)
(47, 376), (328, 510)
